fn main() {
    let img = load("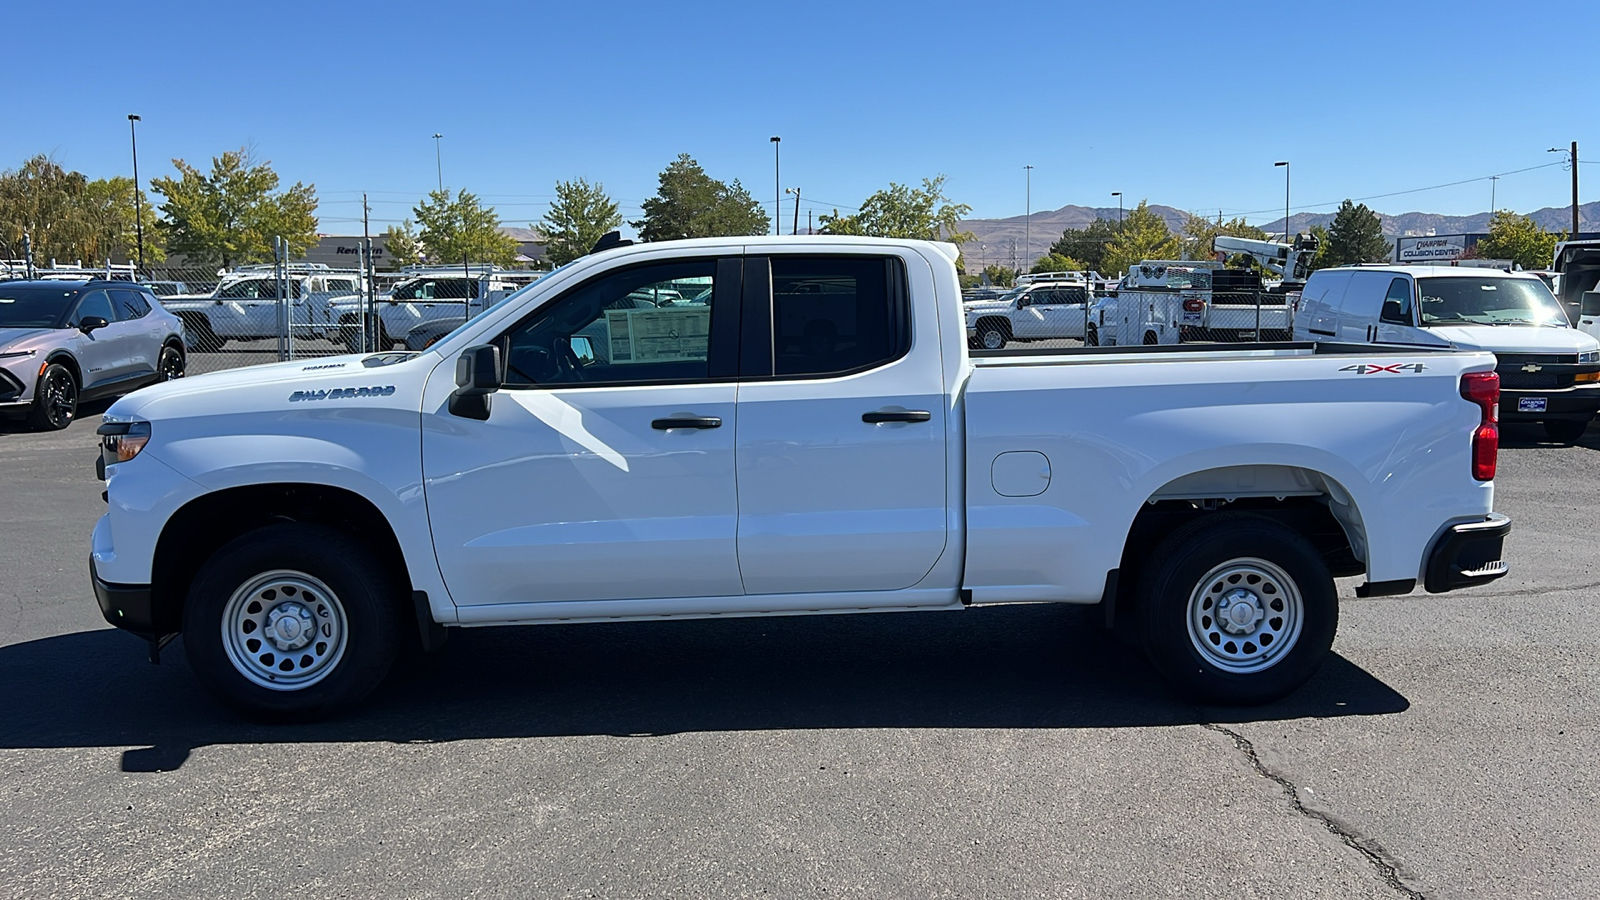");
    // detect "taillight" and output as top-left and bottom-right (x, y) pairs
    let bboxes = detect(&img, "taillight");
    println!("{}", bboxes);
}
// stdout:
(1182, 298), (1205, 312)
(1461, 371), (1499, 481)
